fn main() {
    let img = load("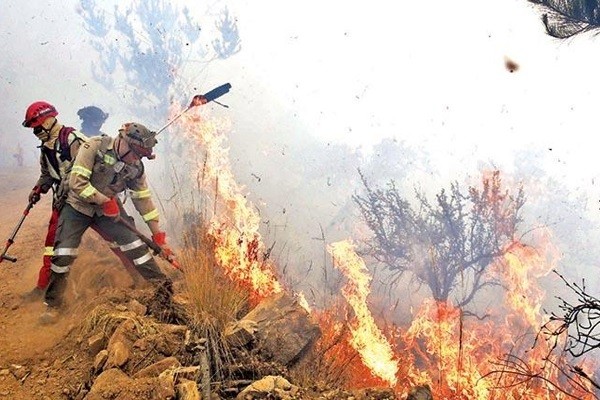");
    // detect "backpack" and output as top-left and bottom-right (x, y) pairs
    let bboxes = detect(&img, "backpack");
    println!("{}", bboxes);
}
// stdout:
(57, 126), (77, 161)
